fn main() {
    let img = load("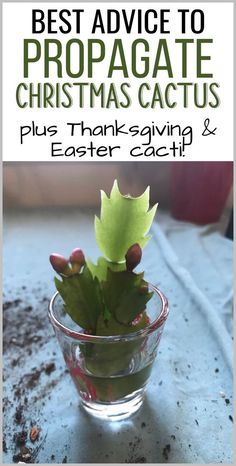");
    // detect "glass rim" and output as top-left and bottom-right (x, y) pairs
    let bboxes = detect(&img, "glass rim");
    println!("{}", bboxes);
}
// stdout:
(48, 284), (169, 343)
